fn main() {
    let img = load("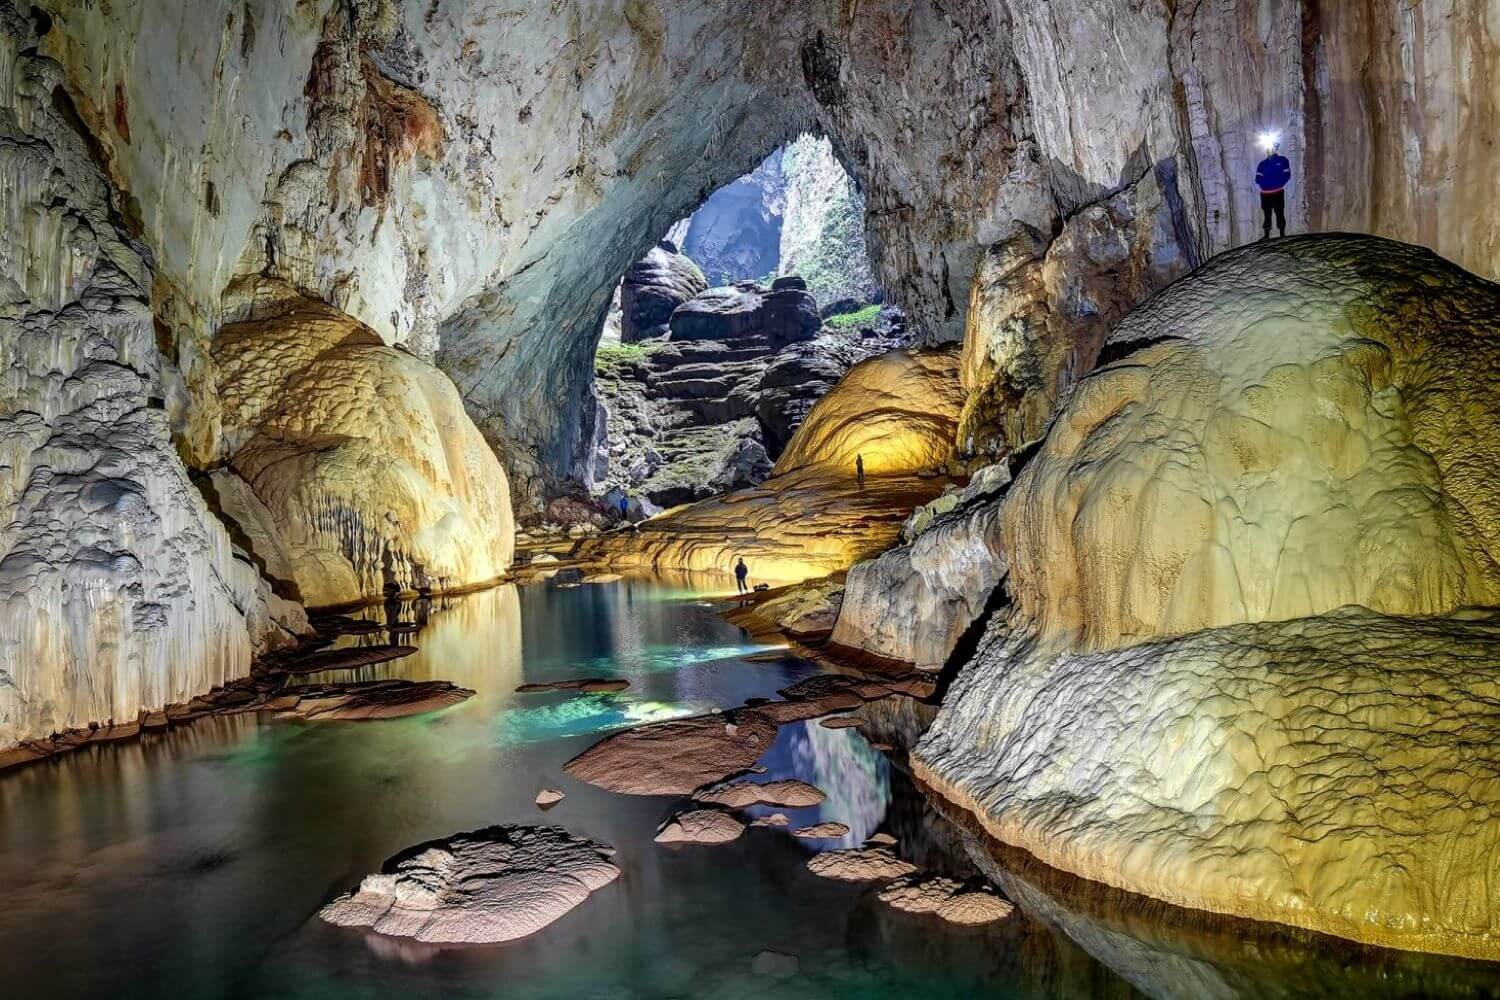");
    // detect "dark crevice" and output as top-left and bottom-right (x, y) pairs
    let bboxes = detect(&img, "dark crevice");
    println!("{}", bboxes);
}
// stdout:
(931, 580), (1012, 704)
(1094, 333), (1188, 369)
